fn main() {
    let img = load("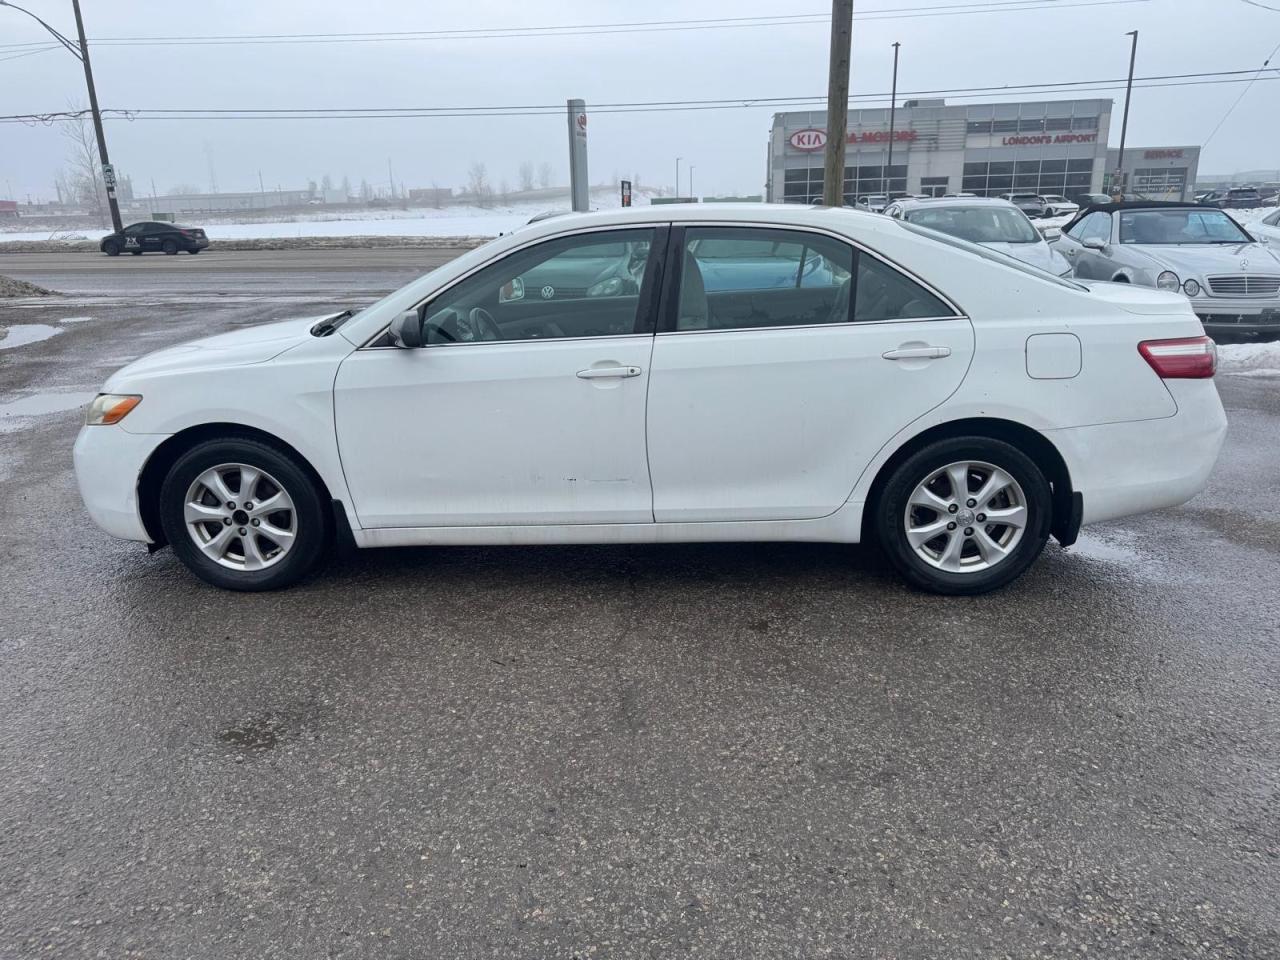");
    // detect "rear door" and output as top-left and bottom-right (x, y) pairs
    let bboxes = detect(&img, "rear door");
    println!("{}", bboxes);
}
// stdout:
(140, 223), (166, 251)
(645, 224), (974, 522)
